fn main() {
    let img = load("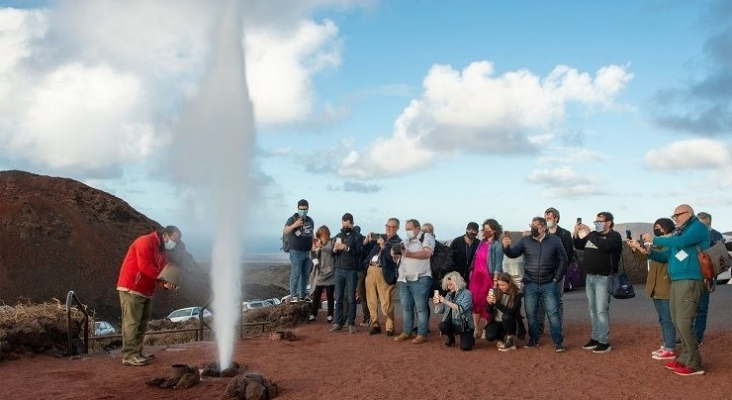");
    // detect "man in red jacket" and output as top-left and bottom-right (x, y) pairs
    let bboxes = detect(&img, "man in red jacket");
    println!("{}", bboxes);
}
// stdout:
(117, 226), (181, 366)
